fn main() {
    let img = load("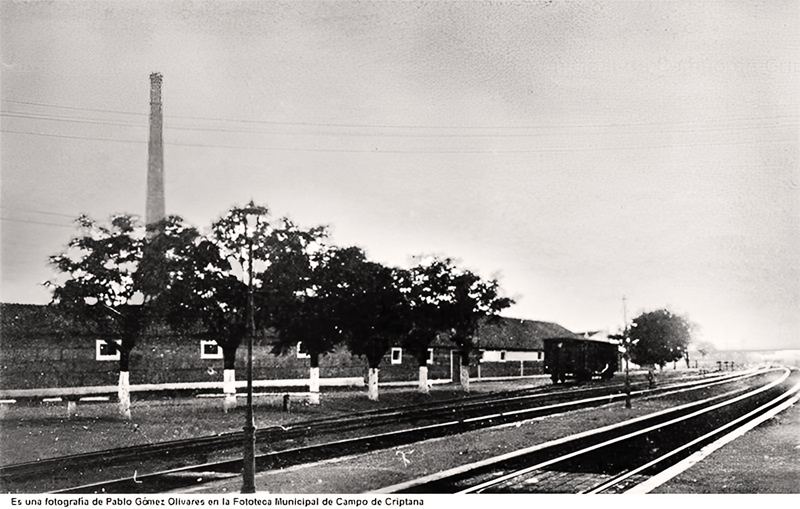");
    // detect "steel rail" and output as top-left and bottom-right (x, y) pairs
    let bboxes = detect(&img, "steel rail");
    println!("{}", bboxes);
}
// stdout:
(371, 367), (790, 494)
(0, 370), (756, 493)
(586, 376), (800, 494)
(1, 373), (710, 482)
(1, 384), (547, 481)
(627, 387), (800, 494)
(48, 370), (771, 494)
(458, 368), (792, 493)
